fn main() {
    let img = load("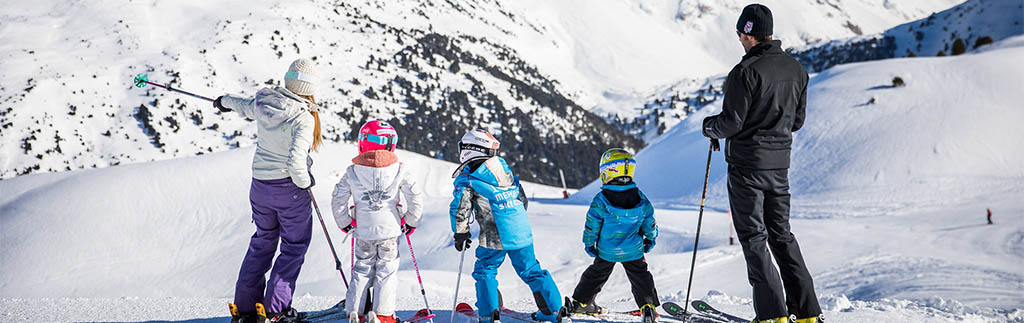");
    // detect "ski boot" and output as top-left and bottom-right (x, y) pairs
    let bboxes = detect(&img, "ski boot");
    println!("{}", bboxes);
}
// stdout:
(229, 303), (252, 323)
(565, 297), (607, 315)
(639, 304), (658, 323)
(753, 317), (789, 323)
(253, 303), (272, 323)
(349, 311), (365, 323)
(374, 314), (400, 323)
(267, 307), (301, 322)
(480, 309), (500, 323)
(531, 306), (571, 323)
